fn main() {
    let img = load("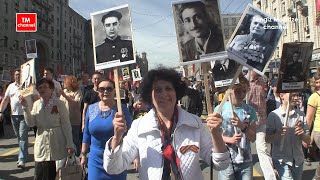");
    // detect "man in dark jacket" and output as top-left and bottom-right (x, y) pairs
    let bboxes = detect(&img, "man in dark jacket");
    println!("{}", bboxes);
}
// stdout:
(180, 77), (203, 116)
